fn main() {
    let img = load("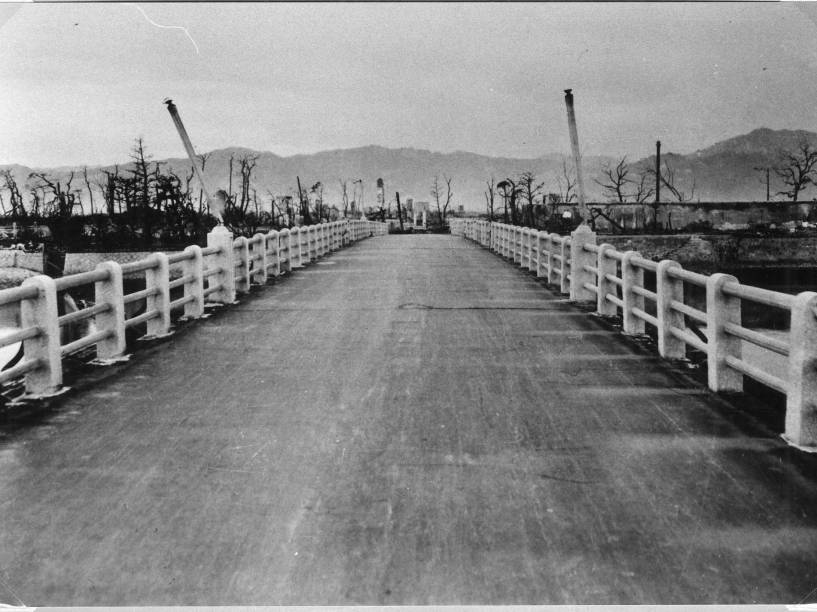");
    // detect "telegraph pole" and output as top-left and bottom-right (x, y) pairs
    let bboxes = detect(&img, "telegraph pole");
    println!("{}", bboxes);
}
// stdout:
(164, 99), (223, 223)
(655, 140), (661, 207)
(396, 192), (405, 232)
(755, 166), (771, 201)
(564, 89), (588, 223)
